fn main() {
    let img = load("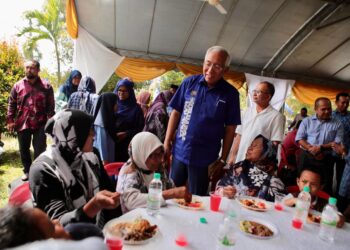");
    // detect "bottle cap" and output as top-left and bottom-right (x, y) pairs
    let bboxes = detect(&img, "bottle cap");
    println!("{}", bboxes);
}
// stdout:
(154, 173), (161, 180)
(329, 197), (337, 205)
(303, 186), (310, 192)
(199, 217), (207, 224)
